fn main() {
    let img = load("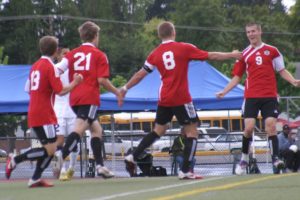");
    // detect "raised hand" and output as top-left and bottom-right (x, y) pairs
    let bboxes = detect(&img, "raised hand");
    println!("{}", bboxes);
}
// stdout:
(215, 91), (225, 99)
(232, 50), (242, 60)
(115, 90), (124, 107)
(119, 86), (128, 98)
